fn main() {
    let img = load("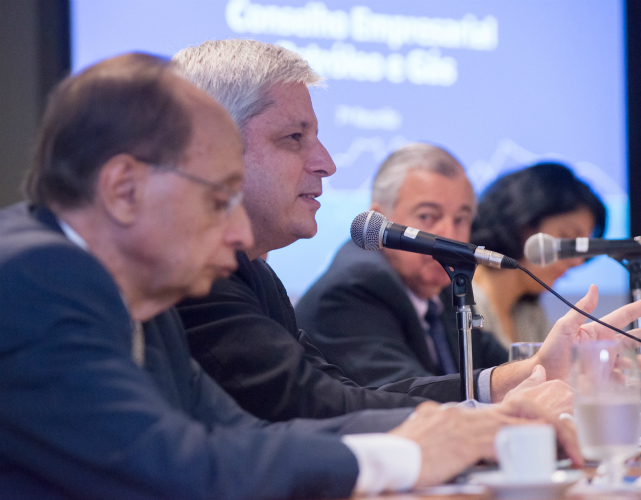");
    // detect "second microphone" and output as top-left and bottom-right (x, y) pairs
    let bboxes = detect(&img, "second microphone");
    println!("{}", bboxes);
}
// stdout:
(351, 210), (519, 270)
